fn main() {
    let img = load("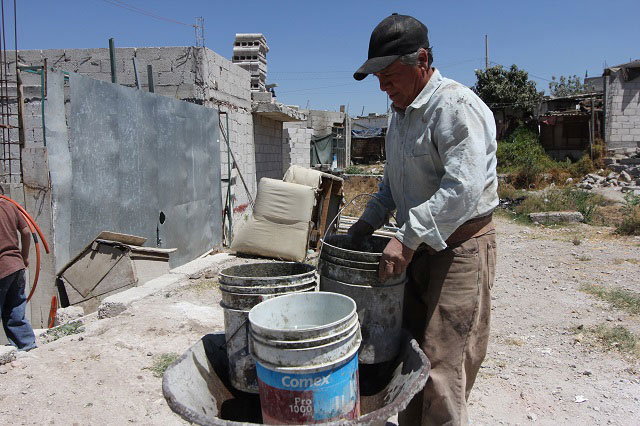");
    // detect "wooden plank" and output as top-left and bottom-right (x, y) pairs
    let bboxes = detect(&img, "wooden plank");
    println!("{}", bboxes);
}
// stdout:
(96, 231), (147, 246)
